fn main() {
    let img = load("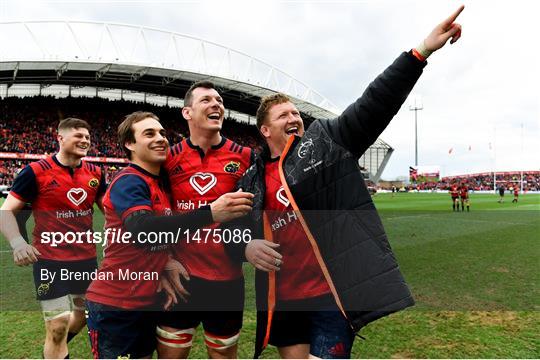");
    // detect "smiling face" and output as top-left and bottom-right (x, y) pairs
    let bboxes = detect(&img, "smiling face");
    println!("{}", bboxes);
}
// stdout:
(58, 127), (91, 159)
(260, 101), (305, 155)
(182, 86), (225, 135)
(125, 117), (169, 165)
